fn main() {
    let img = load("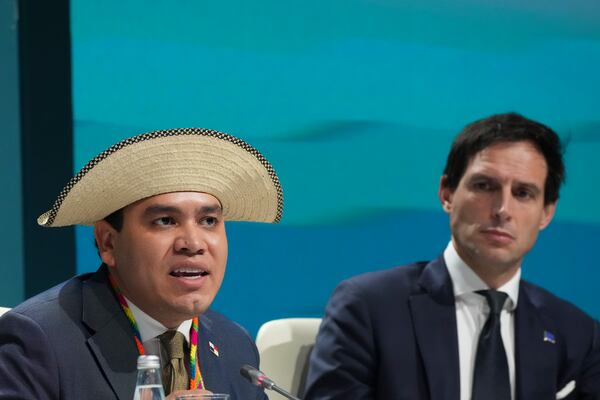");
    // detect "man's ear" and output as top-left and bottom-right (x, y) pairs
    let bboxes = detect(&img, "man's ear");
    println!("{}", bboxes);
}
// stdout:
(439, 175), (454, 213)
(539, 201), (557, 231)
(94, 220), (117, 268)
